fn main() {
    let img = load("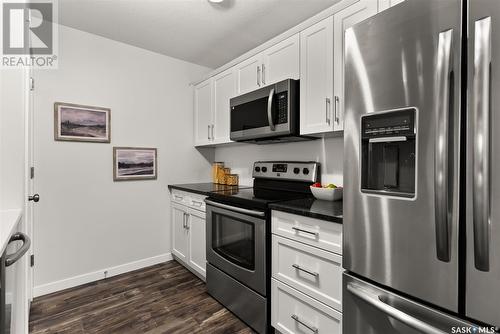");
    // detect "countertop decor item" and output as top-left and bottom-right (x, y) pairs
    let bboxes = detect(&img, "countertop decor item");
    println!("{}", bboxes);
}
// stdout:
(310, 186), (343, 201)
(225, 174), (239, 186)
(113, 147), (157, 181)
(54, 102), (111, 143)
(212, 162), (224, 184)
